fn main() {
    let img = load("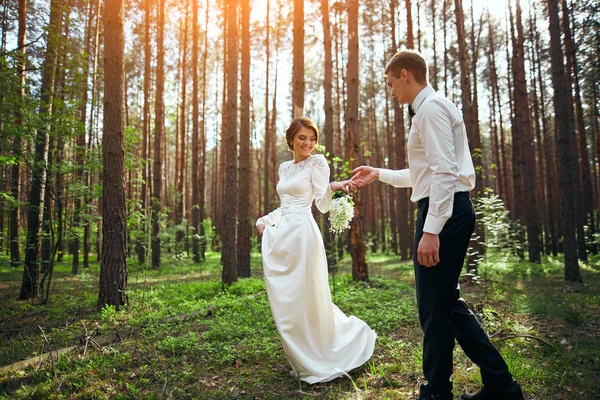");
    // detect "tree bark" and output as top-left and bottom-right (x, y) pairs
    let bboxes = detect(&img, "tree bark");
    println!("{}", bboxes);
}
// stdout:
(559, 0), (587, 262)
(564, 0), (596, 254)
(321, 0), (335, 267)
(98, 0), (128, 309)
(454, 0), (484, 271)
(191, 0), (200, 262)
(347, 0), (368, 281)
(511, 0), (541, 262)
(176, 1), (189, 244)
(222, 0), (239, 285)
(10, 0), (27, 268)
(546, 0), (581, 282)
(137, 0), (151, 265)
(19, 0), (62, 300)
(151, 0), (166, 269)
(198, 1), (209, 261)
(237, 0), (251, 277)
(292, 0), (304, 118)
